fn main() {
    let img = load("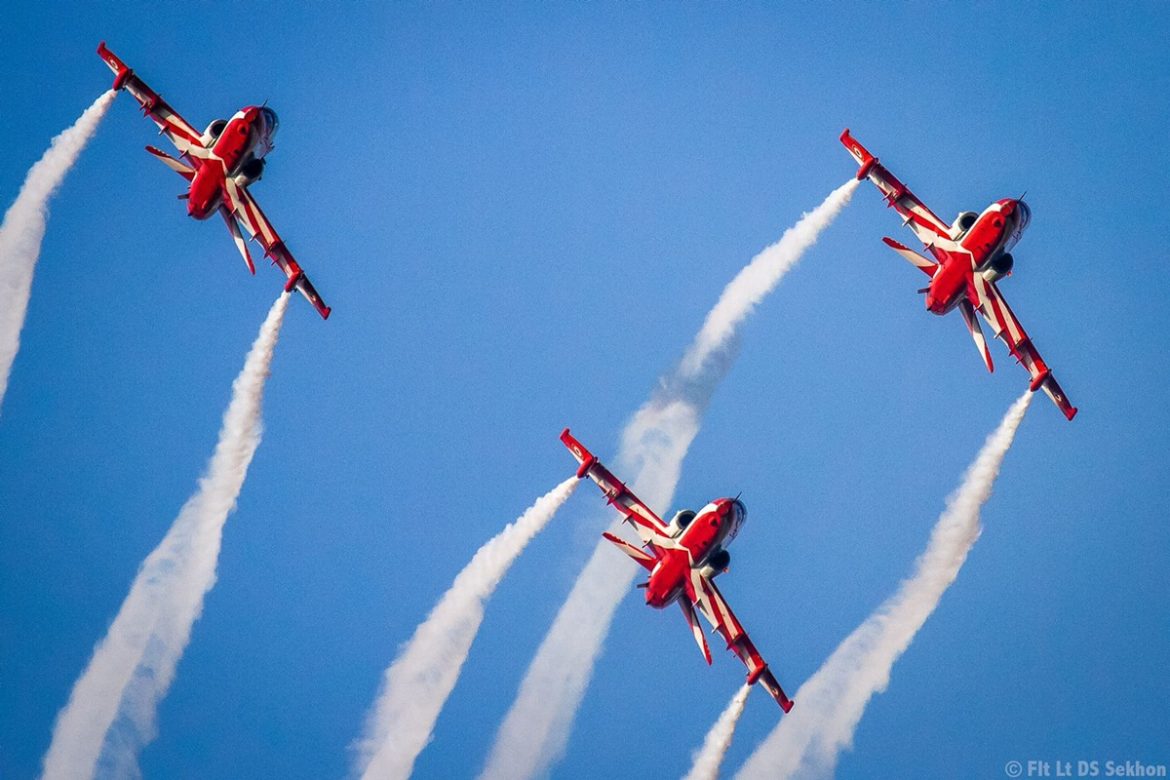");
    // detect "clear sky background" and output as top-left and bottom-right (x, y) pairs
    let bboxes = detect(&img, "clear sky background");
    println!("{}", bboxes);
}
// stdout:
(1, 3), (1167, 778)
